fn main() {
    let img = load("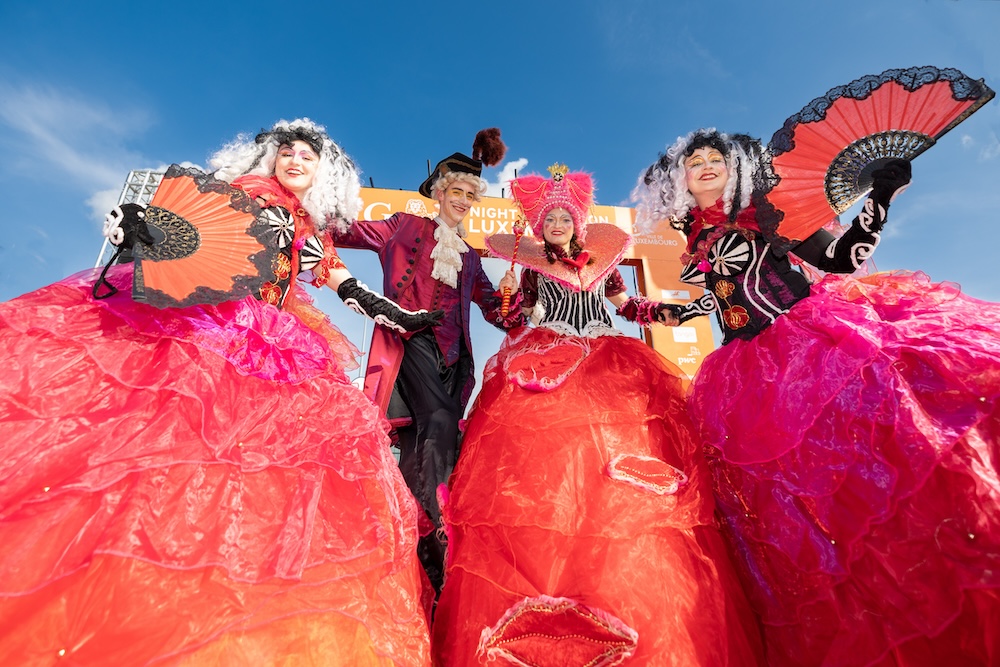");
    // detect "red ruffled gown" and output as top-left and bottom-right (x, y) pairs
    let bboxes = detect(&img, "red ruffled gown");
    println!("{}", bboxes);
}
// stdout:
(0, 175), (431, 666)
(432, 226), (764, 666)
(673, 200), (1000, 665)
